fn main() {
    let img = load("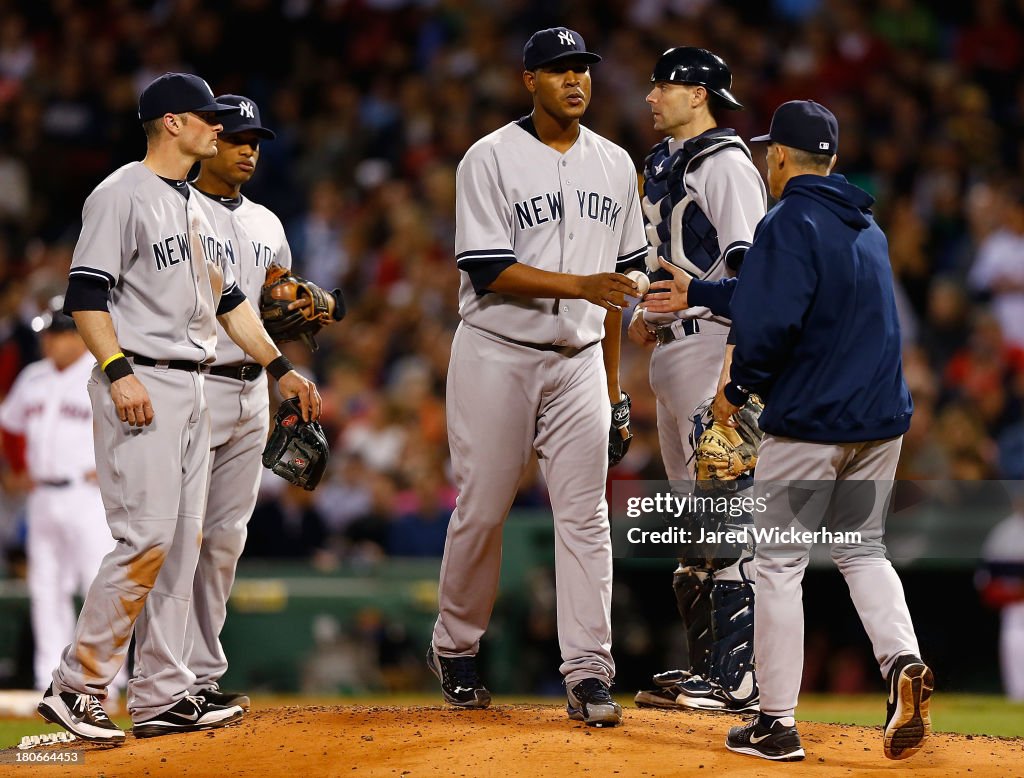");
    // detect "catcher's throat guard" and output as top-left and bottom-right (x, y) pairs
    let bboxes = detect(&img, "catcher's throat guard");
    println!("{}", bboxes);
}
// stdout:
(262, 397), (330, 490)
